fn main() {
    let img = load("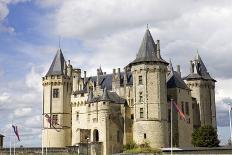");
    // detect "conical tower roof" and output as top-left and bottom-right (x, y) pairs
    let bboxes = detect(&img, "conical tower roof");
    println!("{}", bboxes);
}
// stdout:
(46, 48), (65, 76)
(129, 29), (168, 66)
(184, 52), (216, 82)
